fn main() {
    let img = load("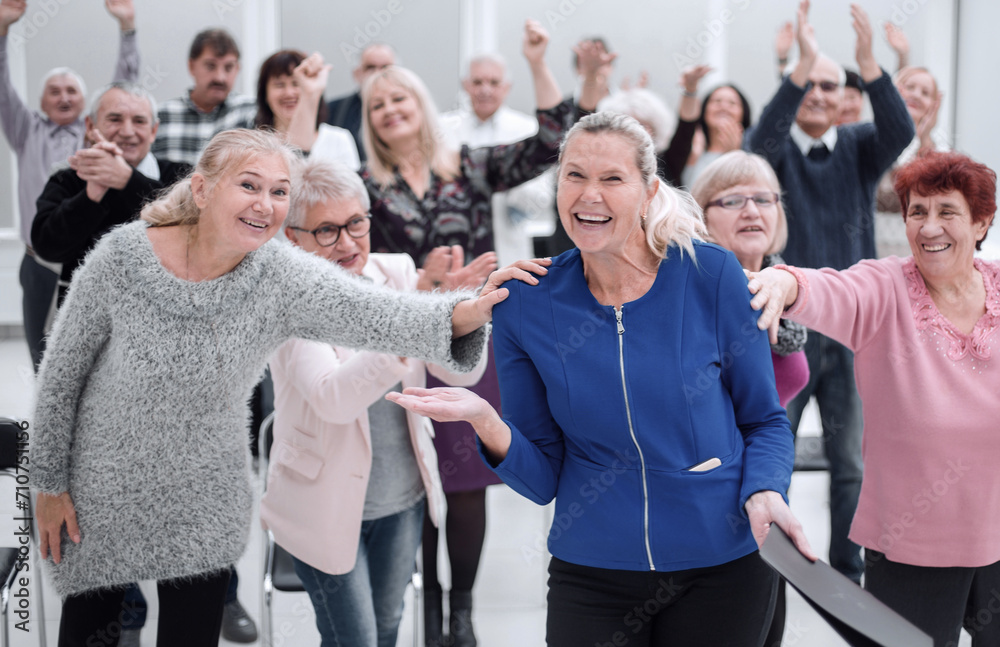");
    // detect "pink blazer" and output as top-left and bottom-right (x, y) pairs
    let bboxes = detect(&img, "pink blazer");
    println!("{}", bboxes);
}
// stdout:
(260, 253), (487, 575)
